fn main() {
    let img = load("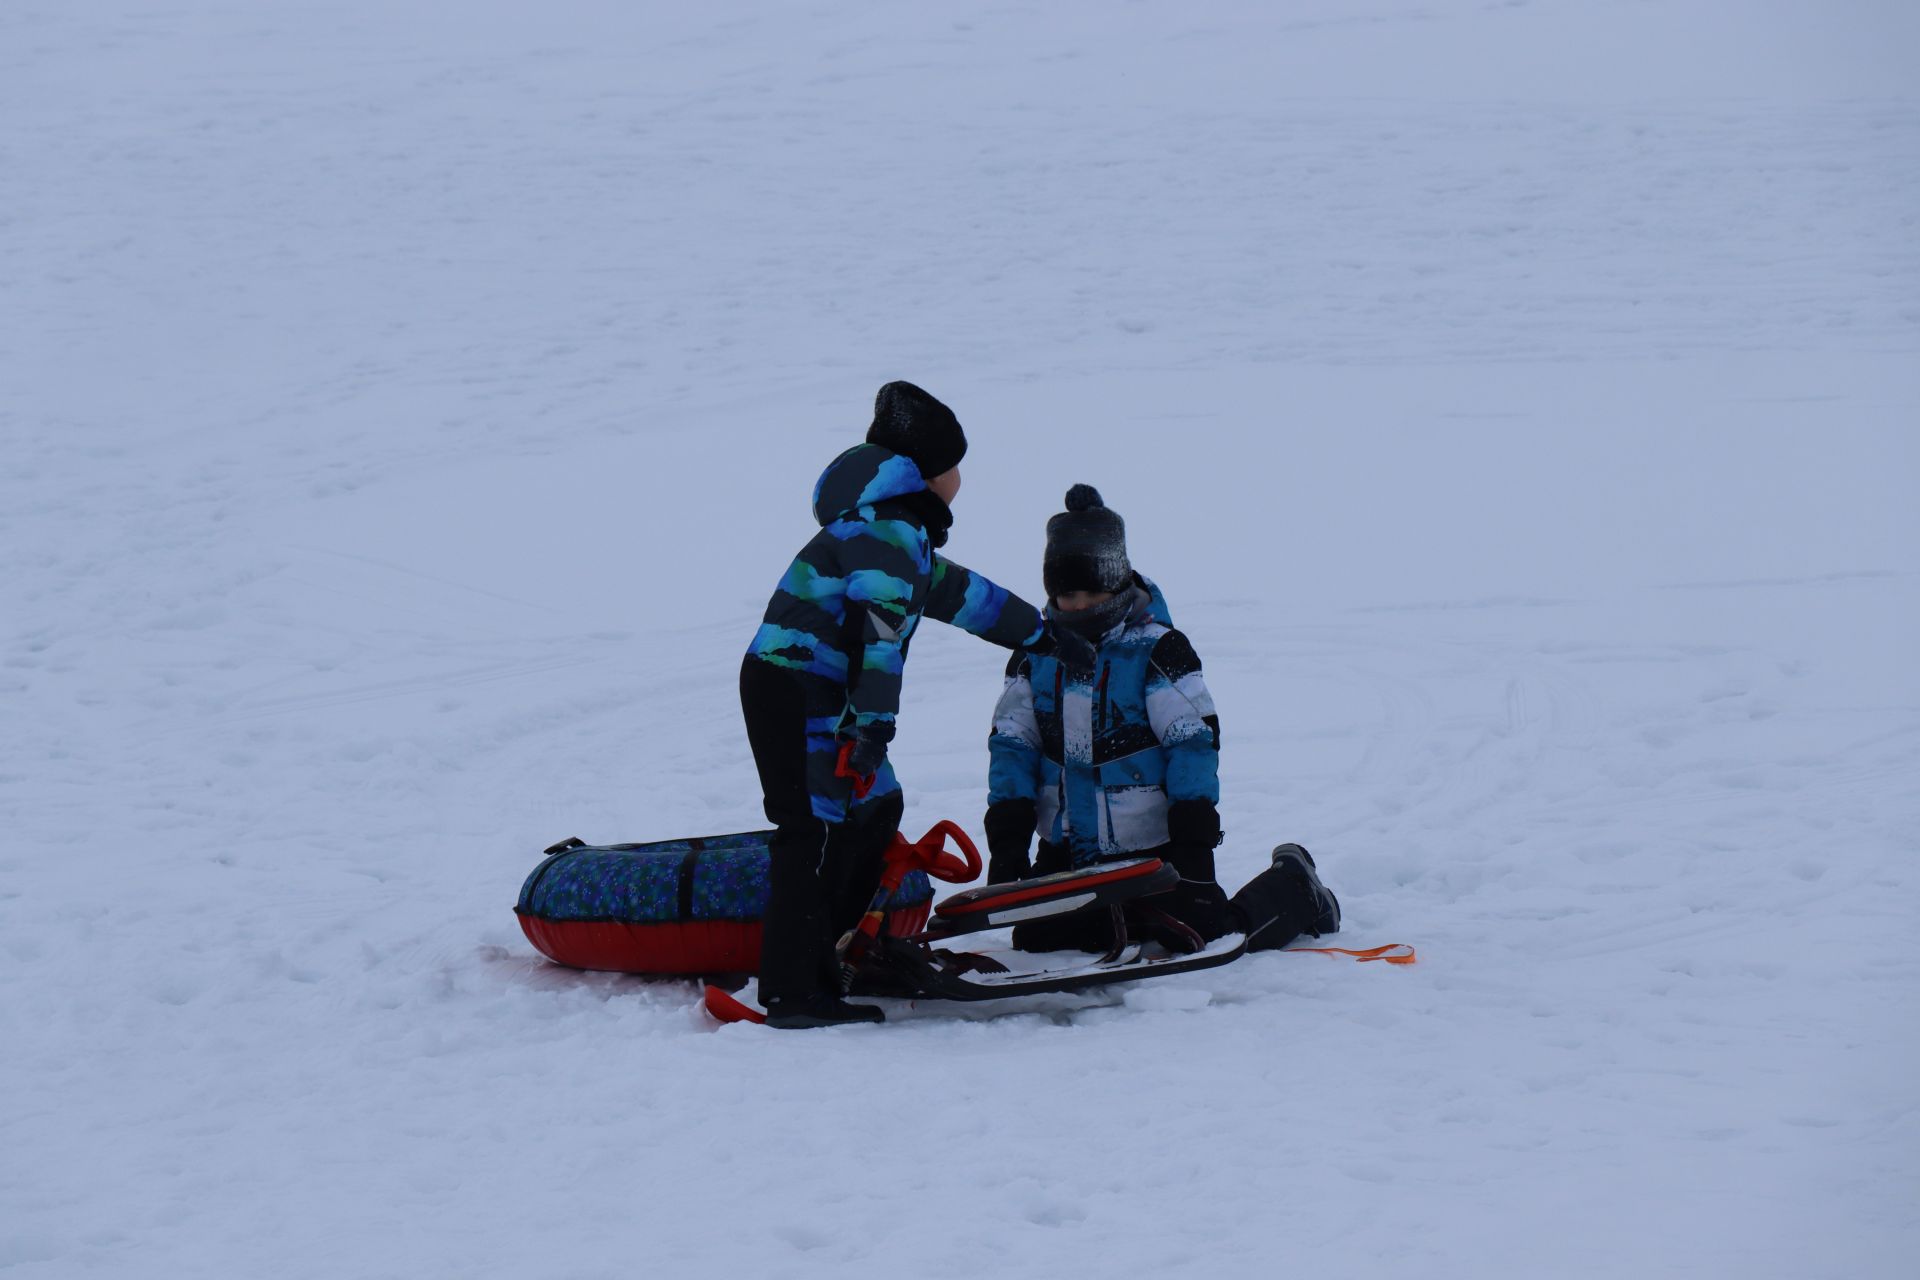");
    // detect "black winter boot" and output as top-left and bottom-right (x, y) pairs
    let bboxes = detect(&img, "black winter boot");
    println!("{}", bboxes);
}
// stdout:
(1229, 843), (1341, 952)
(1274, 843), (1340, 935)
(763, 994), (885, 1029)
